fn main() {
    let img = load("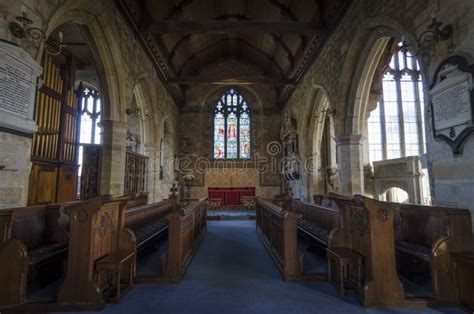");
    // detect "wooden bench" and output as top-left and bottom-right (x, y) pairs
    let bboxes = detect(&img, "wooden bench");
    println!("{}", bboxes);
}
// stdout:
(256, 198), (302, 281)
(0, 209), (28, 308)
(162, 198), (207, 282)
(9, 202), (79, 283)
(289, 200), (340, 248)
(451, 251), (474, 311)
(115, 192), (149, 209)
(58, 198), (135, 308)
(326, 247), (363, 295)
(0, 201), (82, 308)
(95, 251), (135, 303)
(313, 193), (347, 210)
(394, 203), (472, 303)
(124, 198), (178, 251)
(330, 195), (405, 307)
